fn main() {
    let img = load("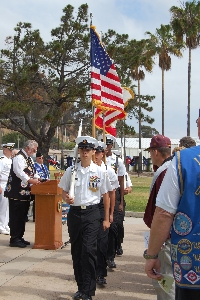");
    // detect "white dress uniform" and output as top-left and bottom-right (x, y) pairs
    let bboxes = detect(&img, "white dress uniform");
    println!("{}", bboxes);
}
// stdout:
(105, 151), (126, 264)
(100, 161), (119, 190)
(106, 153), (126, 176)
(59, 161), (111, 205)
(0, 155), (12, 234)
(58, 136), (111, 299)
